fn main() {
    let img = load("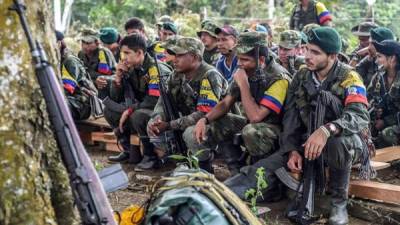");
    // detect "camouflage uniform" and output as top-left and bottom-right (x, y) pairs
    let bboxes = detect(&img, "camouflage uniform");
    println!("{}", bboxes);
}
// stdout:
(356, 56), (380, 87)
(183, 32), (290, 174)
(78, 29), (116, 99)
(197, 21), (220, 66)
(289, 0), (332, 31)
(277, 30), (305, 76)
(349, 22), (378, 65)
(367, 69), (400, 147)
(61, 50), (96, 121)
(104, 53), (172, 159)
(149, 37), (227, 157)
